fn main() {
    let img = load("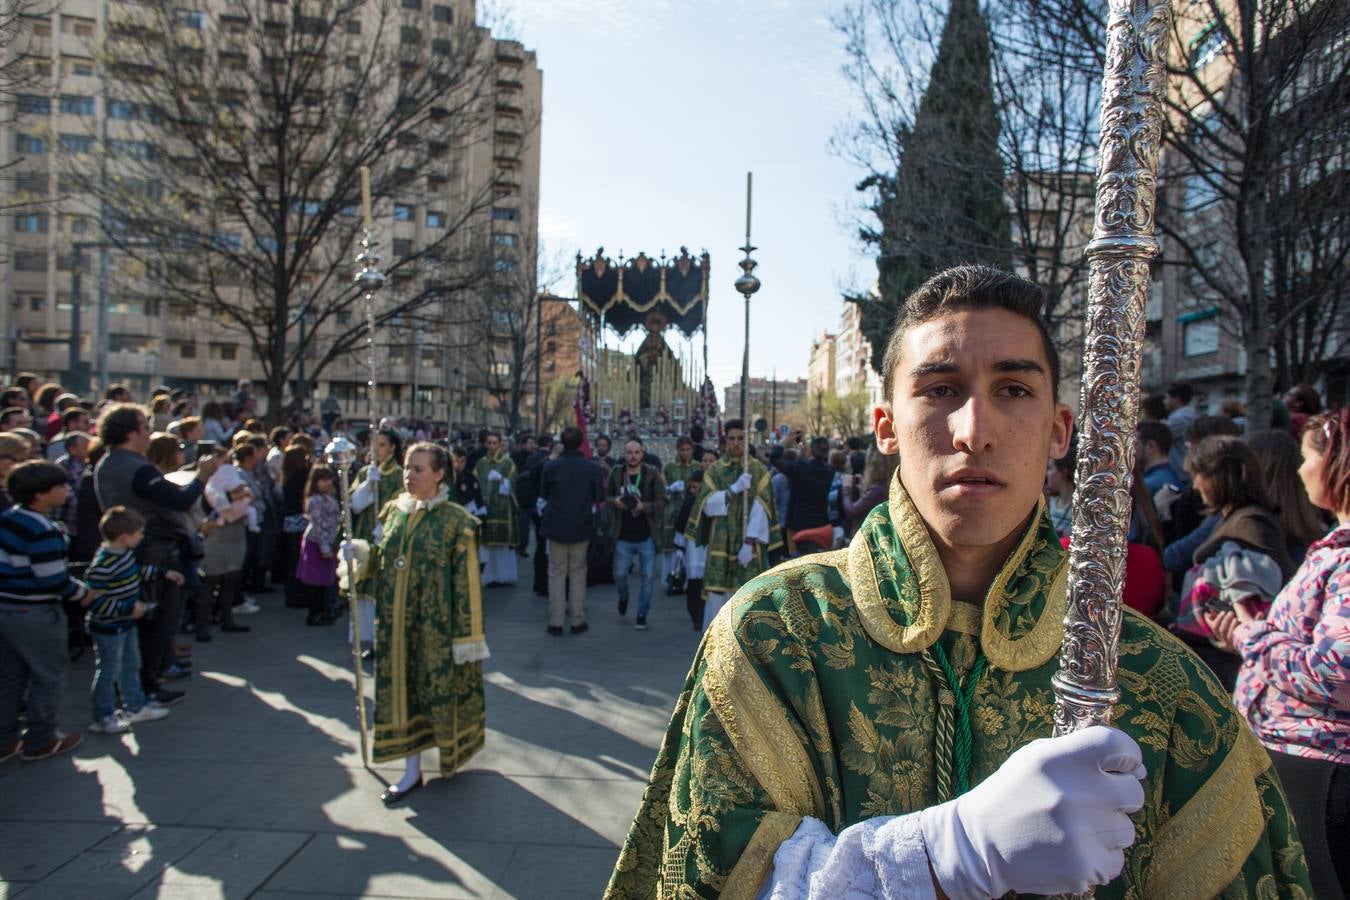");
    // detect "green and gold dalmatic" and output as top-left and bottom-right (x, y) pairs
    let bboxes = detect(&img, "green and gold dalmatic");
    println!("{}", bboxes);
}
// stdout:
(660, 459), (703, 552)
(473, 452), (518, 548)
(683, 456), (783, 599)
(606, 476), (1311, 899)
(370, 490), (487, 777)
